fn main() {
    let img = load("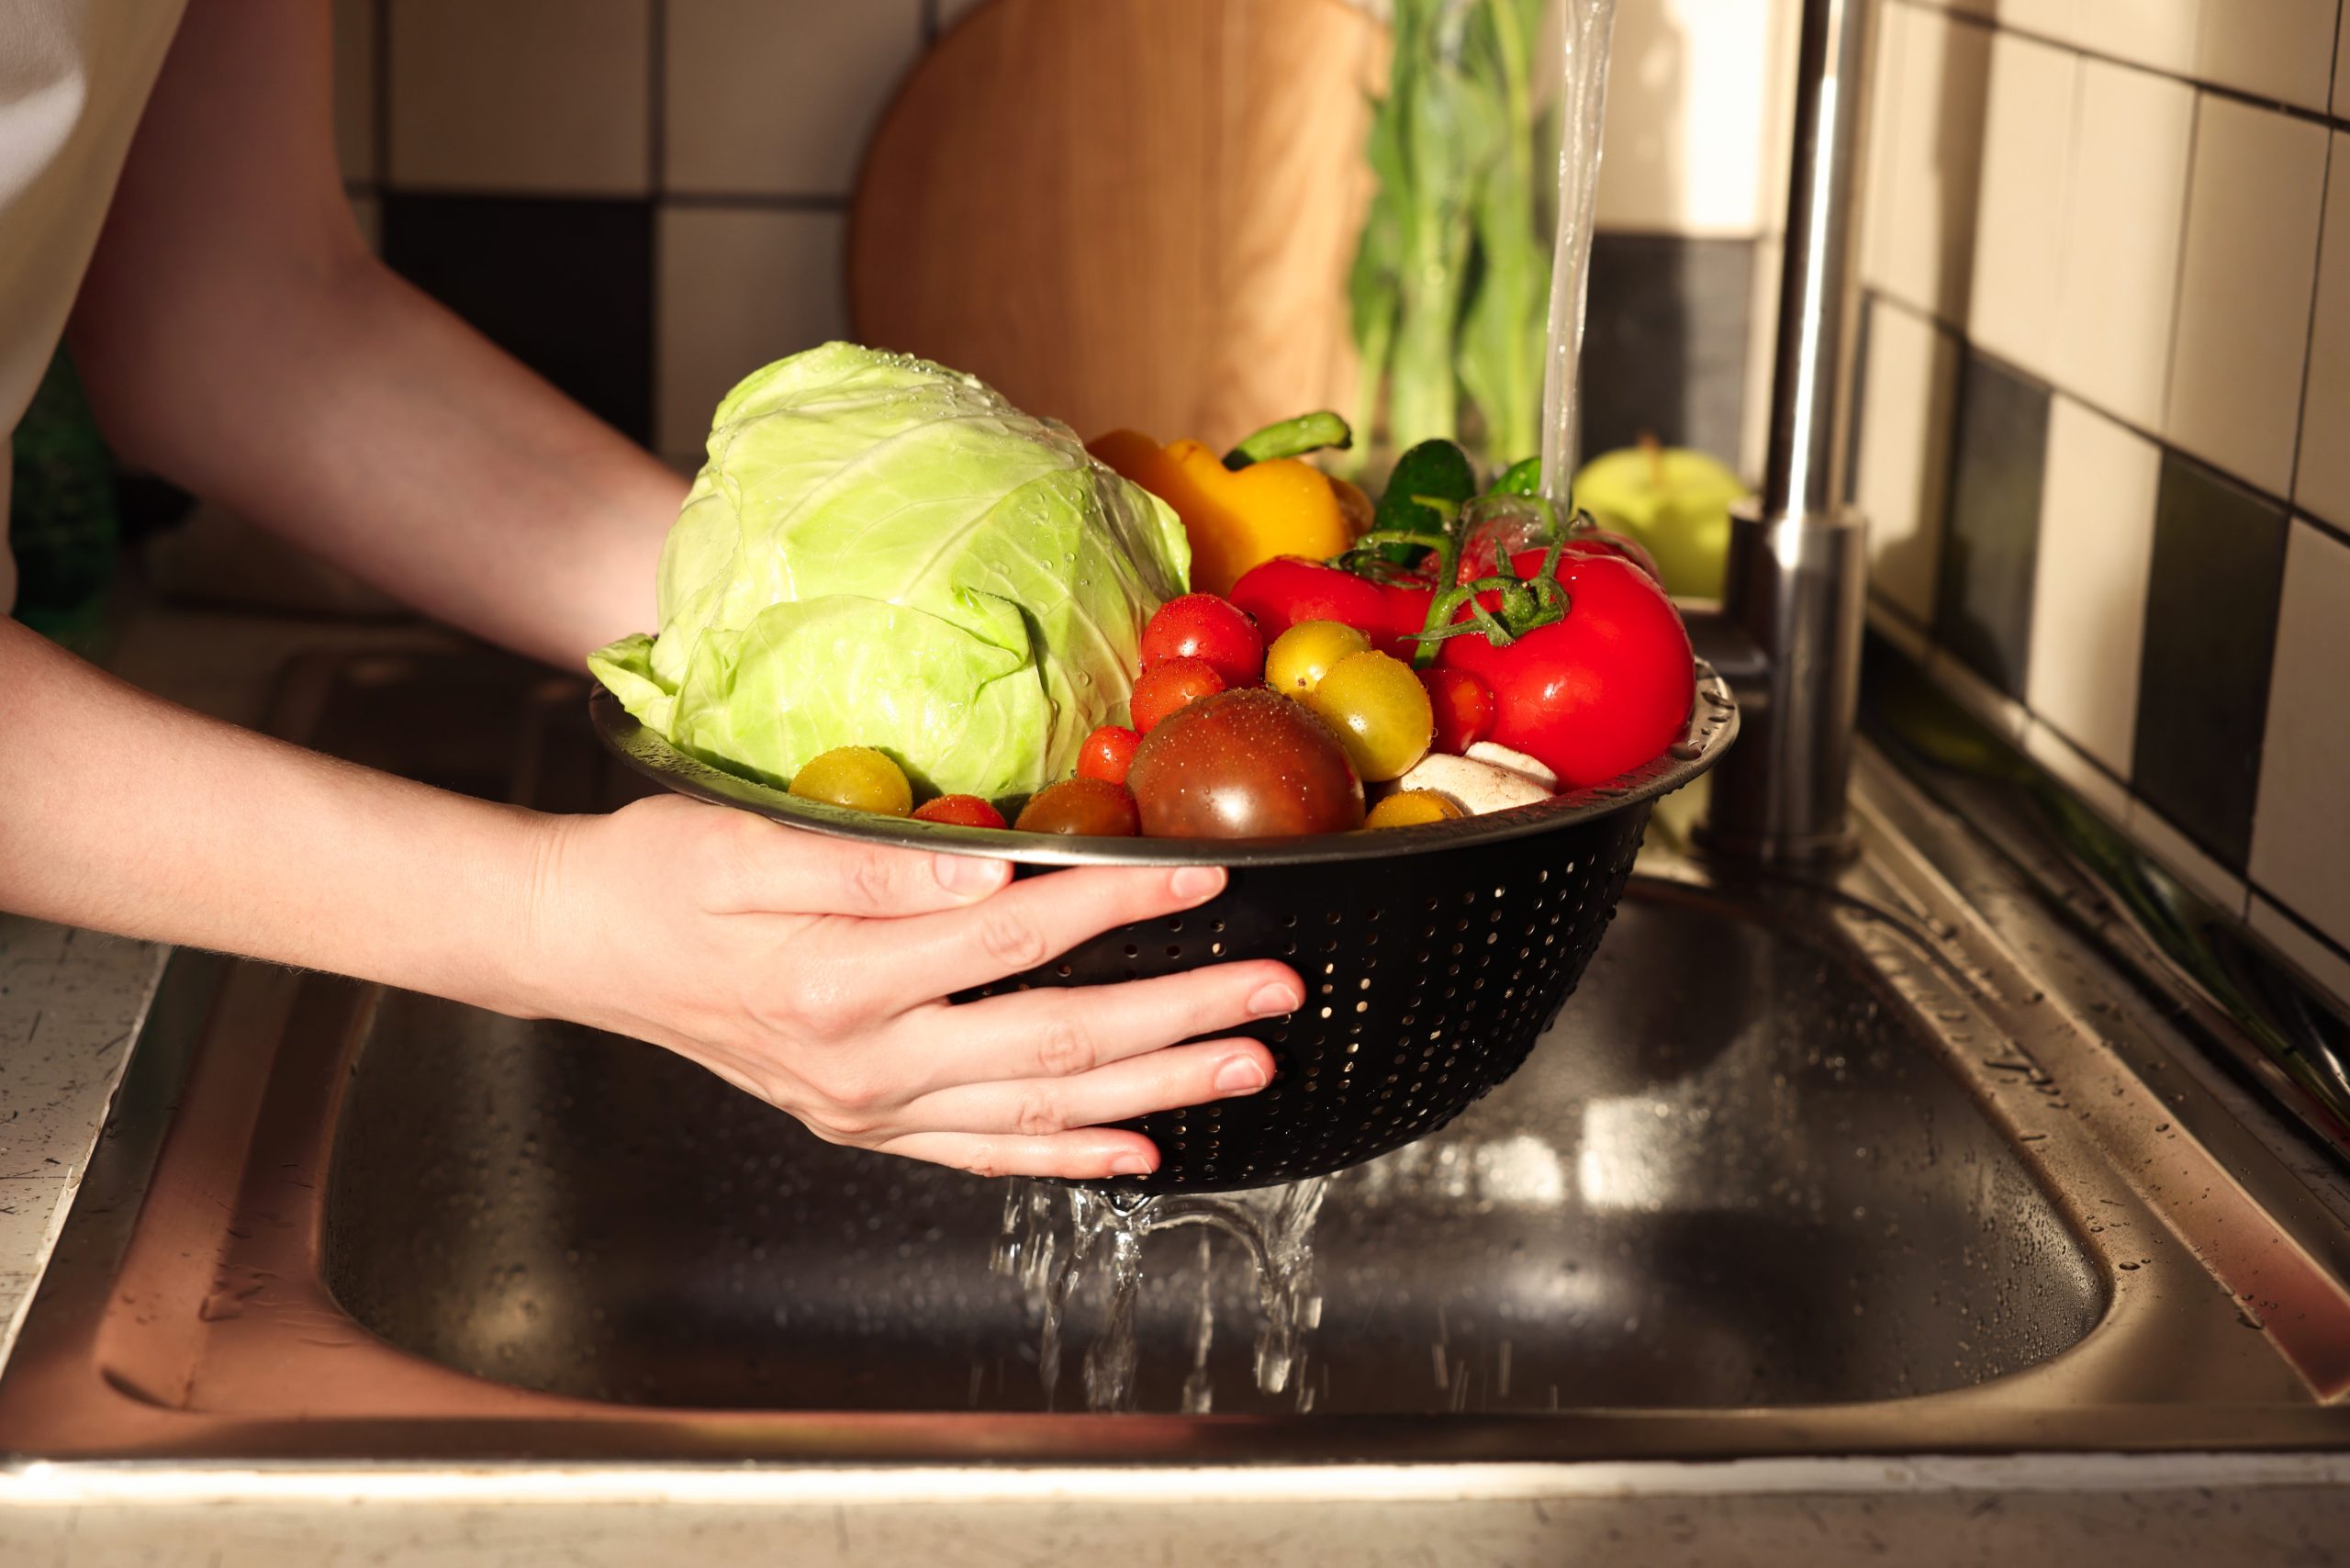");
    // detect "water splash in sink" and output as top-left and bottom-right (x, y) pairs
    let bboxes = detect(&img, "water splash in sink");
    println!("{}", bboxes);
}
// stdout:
(992, 1178), (1330, 1412)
